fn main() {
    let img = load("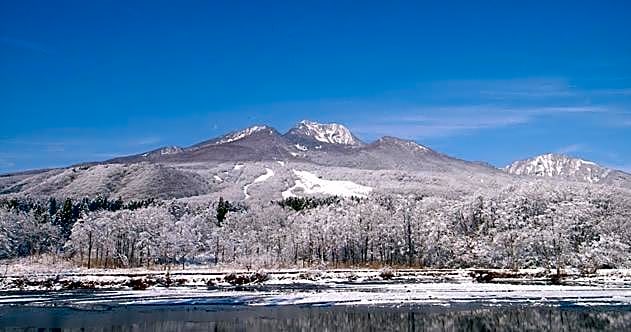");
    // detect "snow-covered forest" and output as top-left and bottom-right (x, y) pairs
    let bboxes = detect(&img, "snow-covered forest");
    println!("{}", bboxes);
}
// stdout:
(1, 180), (630, 272)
